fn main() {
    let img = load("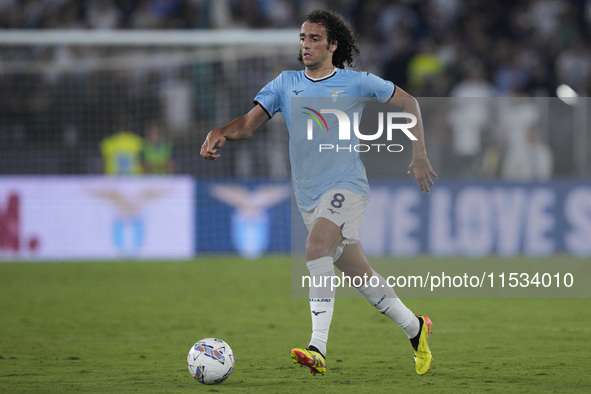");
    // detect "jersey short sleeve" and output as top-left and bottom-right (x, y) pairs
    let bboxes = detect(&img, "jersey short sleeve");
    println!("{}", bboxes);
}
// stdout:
(361, 72), (396, 103)
(254, 72), (284, 118)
